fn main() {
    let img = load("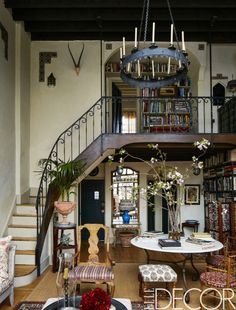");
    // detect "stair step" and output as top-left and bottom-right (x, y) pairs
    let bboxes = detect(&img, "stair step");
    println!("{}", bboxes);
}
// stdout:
(8, 225), (37, 237)
(12, 237), (36, 250)
(12, 214), (37, 225)
(16, 204), (36, 215)
(15, 250), (35, 264)
(13, 213), (36, 217)
(15, 264), (37, 277)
